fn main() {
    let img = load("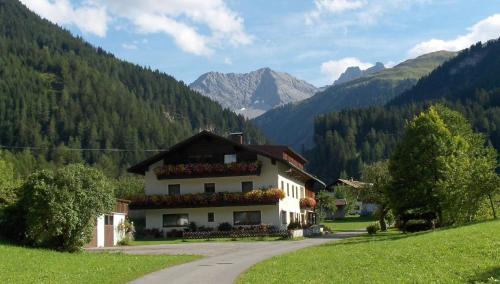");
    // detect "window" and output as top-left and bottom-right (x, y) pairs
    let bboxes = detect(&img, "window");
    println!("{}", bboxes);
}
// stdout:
(204, 183), (215, 194)
(224, 154), (237, 164)
(104, 215), (113, 225)
(281, 181), (284, 190)
(281, 210), (287, 224)
(295, 188), (298, 199)
(241, 181), (253, 193)
(233, 211), (261, 225)
(287, 183), (289, 196)
(292, 185), (295, 198)
(162, 214), (189, 227)
(289, 212), (294, 223)
(168, 184), (180, 196)
(208, 212), (215, 222)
